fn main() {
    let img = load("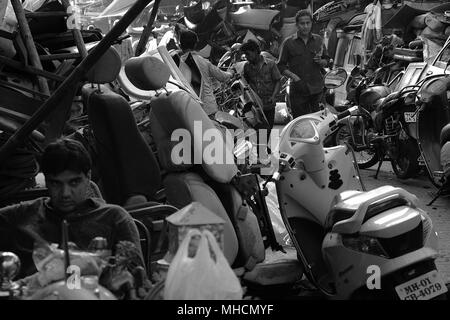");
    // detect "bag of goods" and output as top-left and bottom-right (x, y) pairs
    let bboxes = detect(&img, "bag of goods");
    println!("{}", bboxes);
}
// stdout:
(274, 102), (292, 125)
(164, 229), (243, 300)
(445, 26), (450, 37)
(421, 27), (448, 44)
(424, 13), (446, 33)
